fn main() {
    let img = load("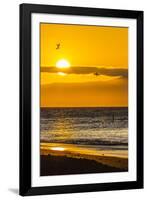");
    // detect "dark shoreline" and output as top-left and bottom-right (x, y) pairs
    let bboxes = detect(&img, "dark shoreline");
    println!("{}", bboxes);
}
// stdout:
(40, 155), (127, 176)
